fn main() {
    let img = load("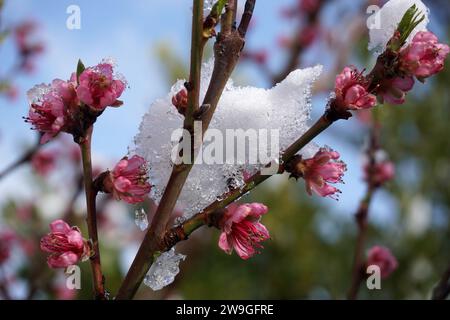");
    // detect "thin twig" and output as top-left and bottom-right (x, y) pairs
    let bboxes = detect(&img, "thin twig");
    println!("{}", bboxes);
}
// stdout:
(347, 126), (379, 300)
(79, 125), (106, 300)
(0, 142), (40, 181)
(347, 187), (375, 299)
(238, 0), (253, 37)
